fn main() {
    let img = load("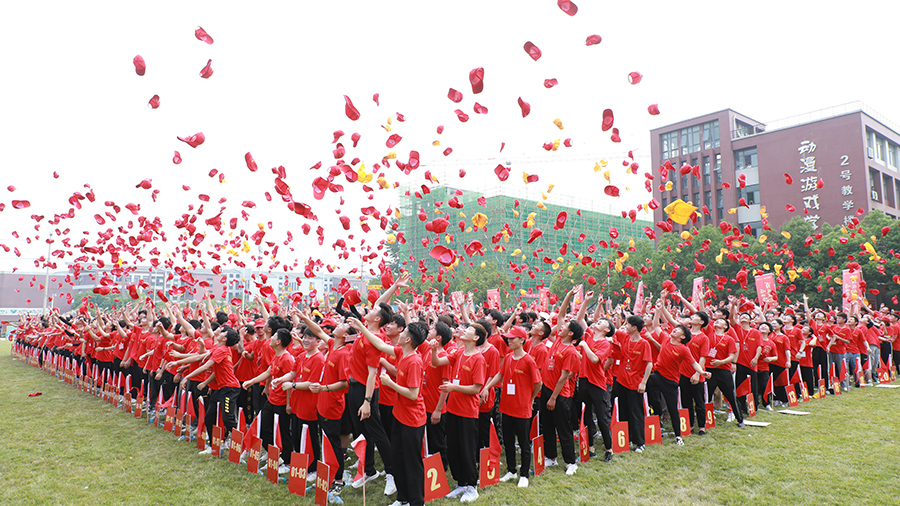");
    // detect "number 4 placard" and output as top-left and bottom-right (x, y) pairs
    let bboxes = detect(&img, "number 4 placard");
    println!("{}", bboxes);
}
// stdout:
(532, 435), (545, 476)
(424, 453), (450, 502)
